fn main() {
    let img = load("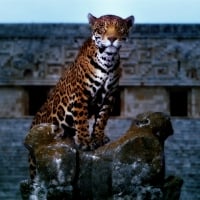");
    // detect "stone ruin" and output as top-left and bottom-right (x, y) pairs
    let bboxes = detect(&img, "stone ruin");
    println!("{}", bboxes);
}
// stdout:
(20, 112), (183, 200)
